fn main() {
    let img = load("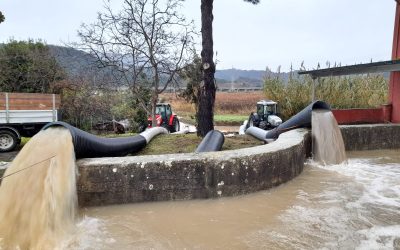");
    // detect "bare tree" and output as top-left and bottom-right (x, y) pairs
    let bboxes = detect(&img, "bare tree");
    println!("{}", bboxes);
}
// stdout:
(77, 0), (194, 126)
